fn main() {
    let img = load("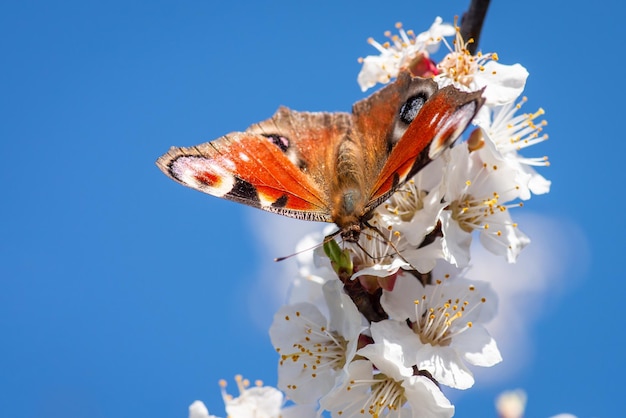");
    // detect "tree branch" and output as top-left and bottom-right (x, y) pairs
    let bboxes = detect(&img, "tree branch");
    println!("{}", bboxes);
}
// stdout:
(460, 0), (491, 54)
